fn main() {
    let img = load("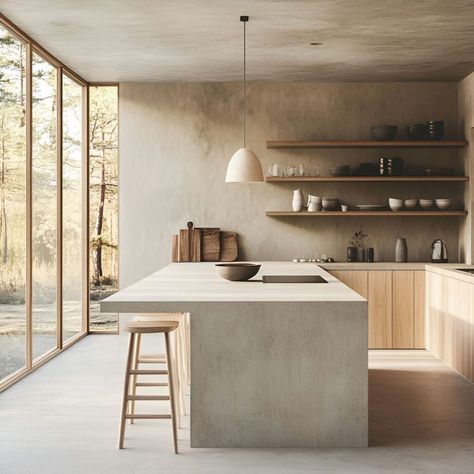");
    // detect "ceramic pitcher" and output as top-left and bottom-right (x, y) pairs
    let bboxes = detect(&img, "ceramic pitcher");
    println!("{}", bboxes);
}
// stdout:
(292, 189), (304, 212)
(307, 194), (322, 212)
